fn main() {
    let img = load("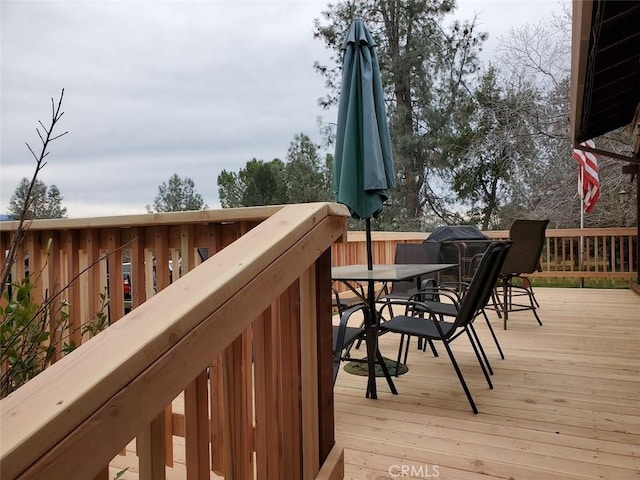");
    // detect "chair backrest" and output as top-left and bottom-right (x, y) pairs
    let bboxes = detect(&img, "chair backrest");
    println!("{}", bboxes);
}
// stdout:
(394, 242), (440, 264)
(391, 243), (440, 295)
(455, 242), (511, 329)
(476, 241), (512, 312)
(501, 219), (549, 275)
